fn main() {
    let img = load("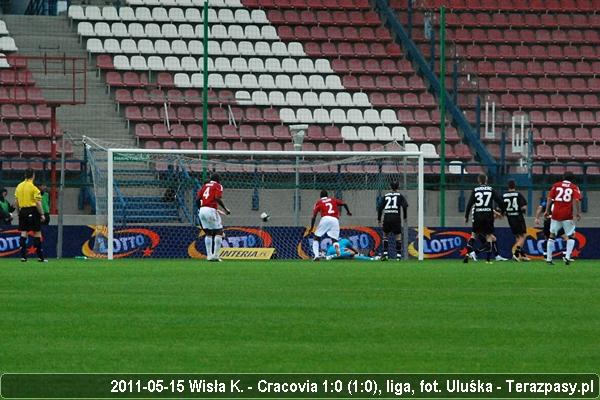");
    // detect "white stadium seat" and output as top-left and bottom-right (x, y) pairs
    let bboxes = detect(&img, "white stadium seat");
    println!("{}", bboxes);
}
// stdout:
(103, 38), (121, 53)
(238, 41), (254, 56)
(331, 109), (348, 124)
(381, 109), (397, 124)
(308, 75), (325, 90)
(269, 91), (286, 106)
(128, 23), (146, 38)
(162, 24), (179, 38)
(336, 92), (353, 107)
(392, 126), (409, 141)
(214, 57), (231, 72)
(152, 7), (169, 22)
(164, 56), (182, 71)
(282, 58), (299, 73)
(297, 108), (314, 123)
(325, 75), (343, 90)
(234, 9), (251, 24)
(224, 74), (242, 89)
(172, 40), (189, 55)
(303, 92), (320, 107)
(248, 58), (265, 73)
(251, 9), (268, 24)
(264, 58), (282, 73)
(86, 38), (103, 53)
(244, 26), (261, 40)
(181, 56), (198, 71)
(221, 41), (238, 56)
(364, 109), (382, 124)
(211, 24), (227, 39)
(186, 8), (202, 22)
(145, 23), (162, 38)
(298, 58), (316, 74)
(288, 42), (304, 57)
(111, 23), (128, 37)
(280, 108), (297, 123)
(286, 91), (303, 107)
(0, 52), (9, 68)
(229, 25), (244, 40)
(155, 39), (172, 54)
(135, 7), (153, 21)
(119, 7), (136, 21)
(130, 55), (148, 70)
(271, 42), (288, 57)
(252, 91), (269, 106)
(77, 22), (94, 37)
(236, 90), (252, 105)
(421, 143), (439, 158)
(291, 75), (309, 90)
(208, 73), (224, 88)
(188, 40), (203, 55)
(242, 74), (259, 89)
(169, 8), (186, 22)
(113, 55), (130, 70)
(358, 126), (376, 140)
(254, 41), (271, 56)
(218, 9), (235, 23)
(347, 109), (365, 124)
(319, 92), (337, 107)
(94, 22), (112, 37)
(258, 75), (275, 89)
(174, 73), (192, 88)
(120, 39), (137, 54)
(261, 26), (278, 40)
(102, 6), (120, 21)
(275, 75), (292, 90)
(314, 108), (331, 123)
(85, 6), (102, 20)
(375, 126), (393, 141)
(341, 126), (358, 140)
(353, 92), (370, 107)
(148, 56), (165, 70)
(178, 24), (195, 39)
(138, 39), (156, 54)
(68, 5), (85, 20)
(314, 59), (332, 73)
